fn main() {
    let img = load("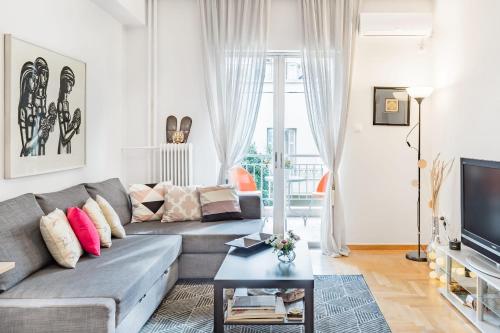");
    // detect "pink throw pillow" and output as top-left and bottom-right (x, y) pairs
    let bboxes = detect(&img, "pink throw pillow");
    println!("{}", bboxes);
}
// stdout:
(67, 207), (101, 256)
